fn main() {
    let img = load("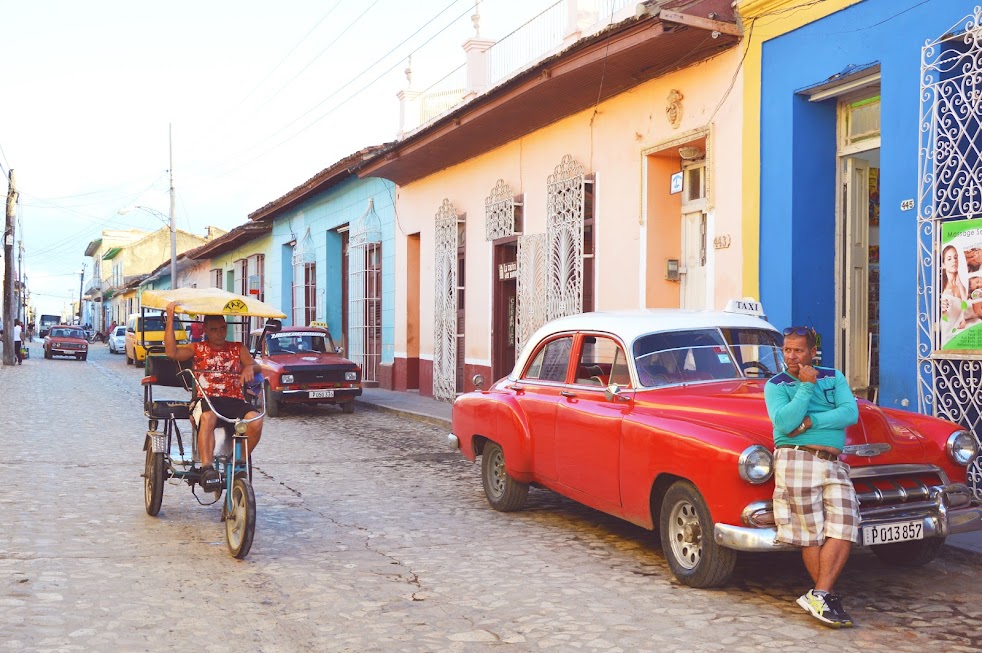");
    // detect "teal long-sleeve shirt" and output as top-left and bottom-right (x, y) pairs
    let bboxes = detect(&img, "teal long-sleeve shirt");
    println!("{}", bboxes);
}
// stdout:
(763, 367), (859, 449)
